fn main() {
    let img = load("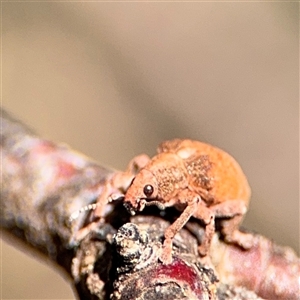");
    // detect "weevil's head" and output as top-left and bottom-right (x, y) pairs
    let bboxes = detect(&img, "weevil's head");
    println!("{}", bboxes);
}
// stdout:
(124, 169), (164, 215)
